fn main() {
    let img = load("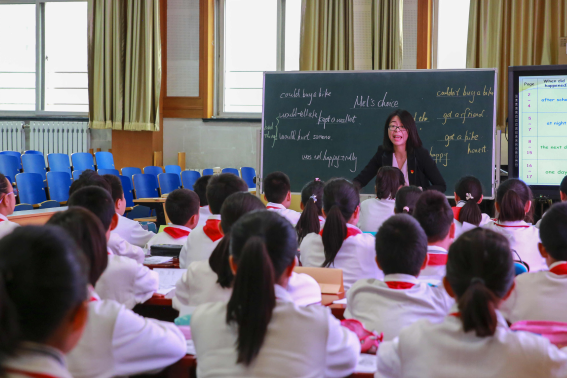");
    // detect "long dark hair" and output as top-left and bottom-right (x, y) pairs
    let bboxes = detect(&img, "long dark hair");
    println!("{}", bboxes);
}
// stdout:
(446, 228), (514, 337)
(382, 109), (423, 153)
(496, 179), (533, 223)
(455, 176), (483, 225)
(375, 167), (405, 199)
(321, 179), (360, 267)
(394, 186), (422, 215)
(226, 211), (297, 365)
(296, 179), (325, 243)
(209, 192), (265, 288)
(0, 174), (9, 195)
